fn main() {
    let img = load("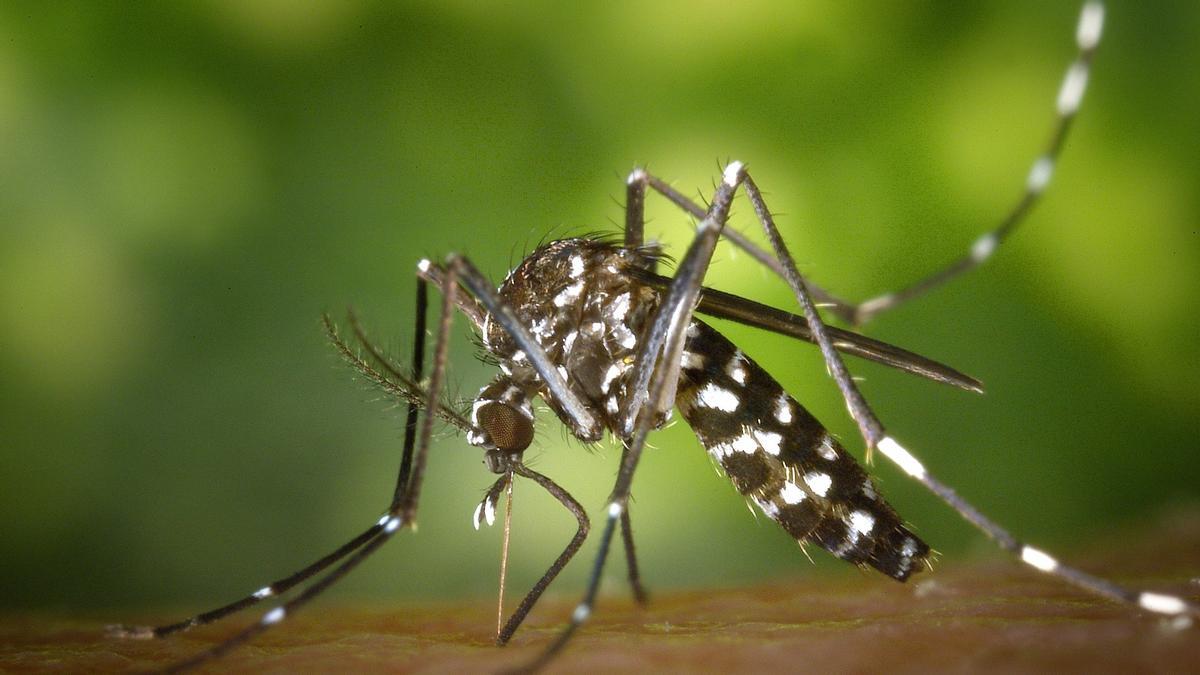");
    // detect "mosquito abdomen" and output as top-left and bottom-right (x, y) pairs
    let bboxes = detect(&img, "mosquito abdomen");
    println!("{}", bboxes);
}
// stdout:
(675, 319), (930, 581)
